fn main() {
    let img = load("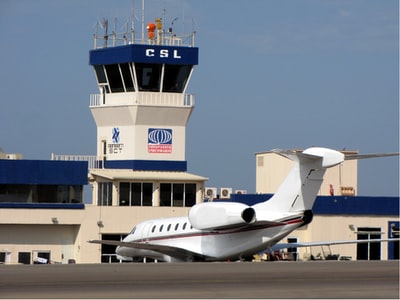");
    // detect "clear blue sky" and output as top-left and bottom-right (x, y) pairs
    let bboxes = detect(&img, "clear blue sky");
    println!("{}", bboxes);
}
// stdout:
(0, 0), (398, 197)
